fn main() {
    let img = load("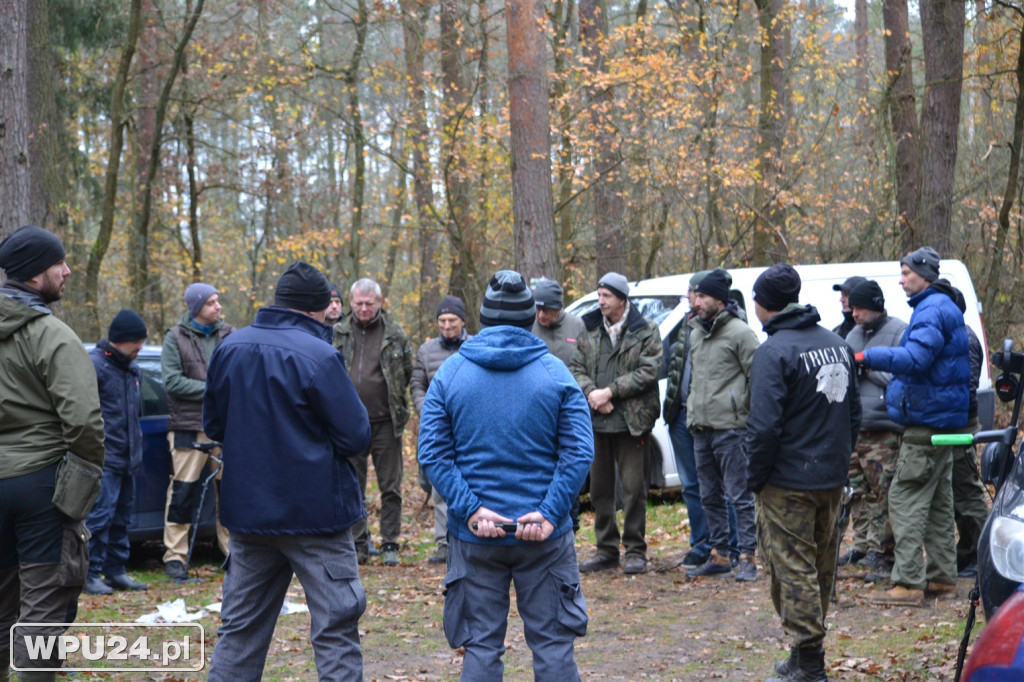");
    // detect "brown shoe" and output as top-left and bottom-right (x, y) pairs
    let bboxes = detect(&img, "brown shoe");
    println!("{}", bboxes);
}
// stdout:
(926, 581), (957, 600)
(869, 584), (924, 606)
